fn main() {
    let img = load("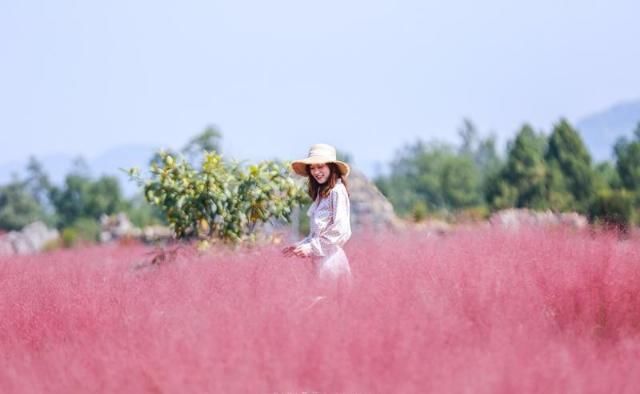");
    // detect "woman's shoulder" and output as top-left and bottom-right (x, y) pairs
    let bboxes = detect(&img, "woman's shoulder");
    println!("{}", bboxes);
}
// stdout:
(330, 181), (348, 197)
